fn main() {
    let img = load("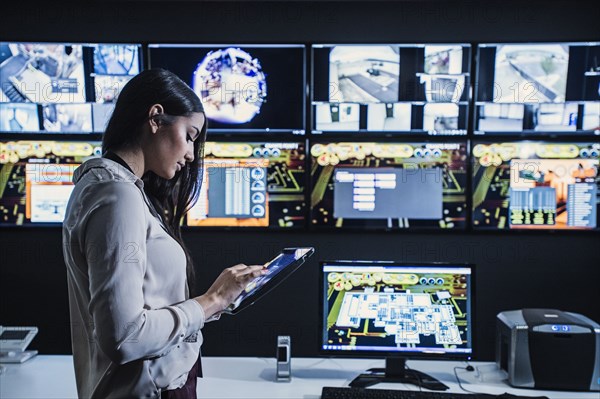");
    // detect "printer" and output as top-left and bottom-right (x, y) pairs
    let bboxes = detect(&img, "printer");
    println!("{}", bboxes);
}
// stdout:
(496, 309), (600, 391)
